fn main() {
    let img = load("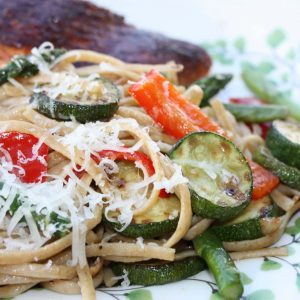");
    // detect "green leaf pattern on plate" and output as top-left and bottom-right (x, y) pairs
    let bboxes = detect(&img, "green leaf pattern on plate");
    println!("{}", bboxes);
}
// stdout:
(126, 289), (152, 300)
(267, 29), (286, 48)
(261, 258), (282, 271)
(246, 289), (275, 300)
(240, 272), (253, 285)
